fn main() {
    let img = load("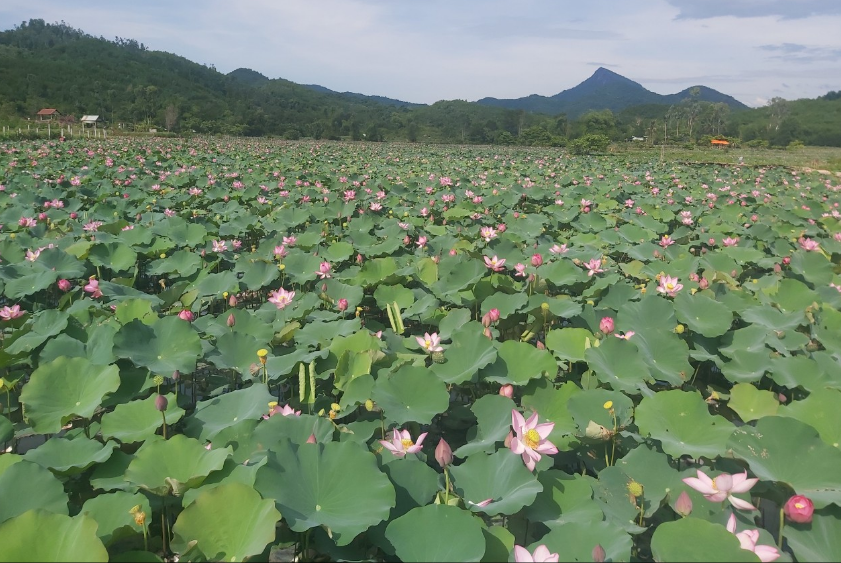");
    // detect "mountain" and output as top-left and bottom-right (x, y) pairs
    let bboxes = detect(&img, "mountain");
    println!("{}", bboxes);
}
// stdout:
(302, 84), (423, 108)
(476, 67), (749, 118)
(227, 68), (270, 86)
